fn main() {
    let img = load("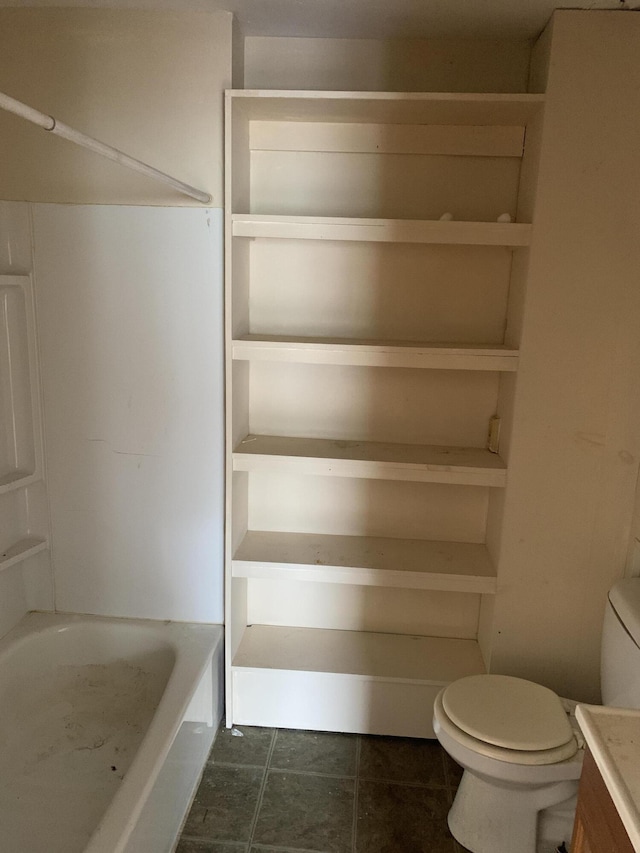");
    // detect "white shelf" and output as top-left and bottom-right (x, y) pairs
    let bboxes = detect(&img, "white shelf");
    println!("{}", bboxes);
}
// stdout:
(0, 537), (48, 572)
(0, 470), (39, 495)
(230, 90), (545, 127)
(232, 214), (532, 246)
(233, 624), (485, 683)
(233, 434), (507, 486)
(233, 335), (519, 371)
(251, 121), (526, 158)
(233, 530), (497, 594)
